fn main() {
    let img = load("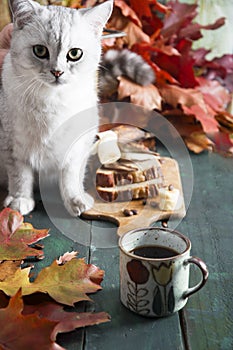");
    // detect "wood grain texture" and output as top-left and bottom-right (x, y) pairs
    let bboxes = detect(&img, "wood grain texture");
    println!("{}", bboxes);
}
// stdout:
(83, 157), (186, 236)
(176, 153), (233, 350)
(84, 221), (185, 350)
(0, 151), (232, 349)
